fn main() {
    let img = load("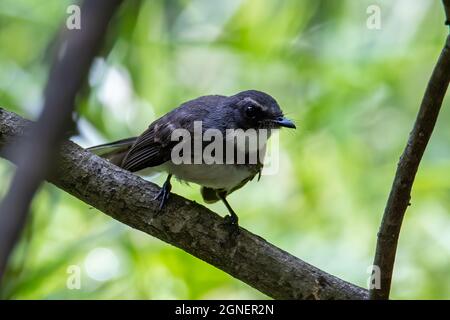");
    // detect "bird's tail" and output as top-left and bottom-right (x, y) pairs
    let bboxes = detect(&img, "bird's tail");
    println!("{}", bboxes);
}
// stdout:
(87, 137), (137, 167)
(200, 186), (220, 203)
